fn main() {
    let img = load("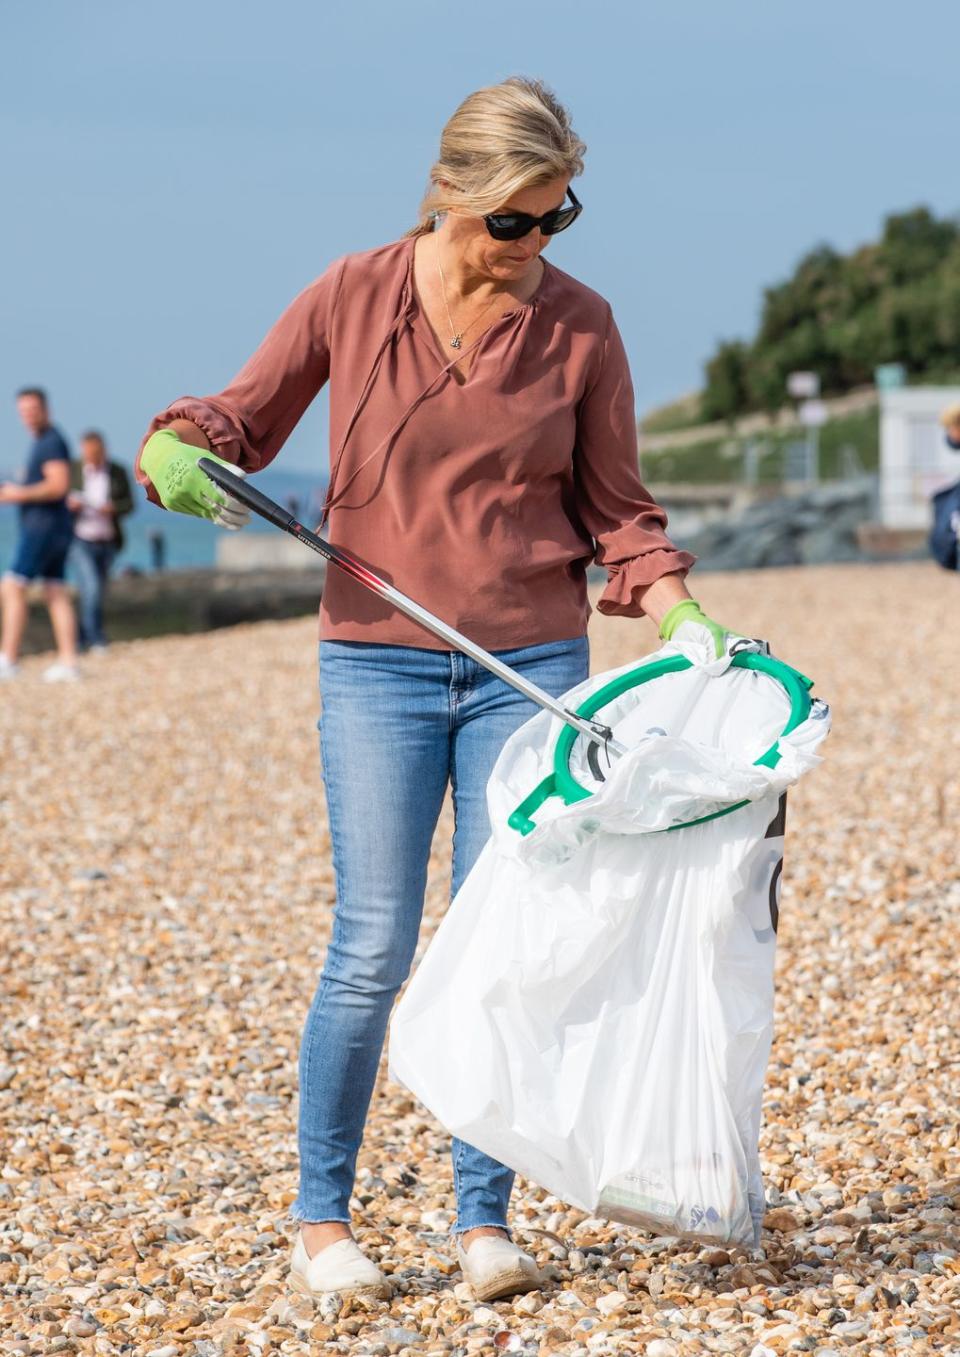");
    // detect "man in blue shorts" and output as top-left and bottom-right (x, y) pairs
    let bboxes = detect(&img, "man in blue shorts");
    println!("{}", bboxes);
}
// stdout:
(0, 388), (80, 681)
